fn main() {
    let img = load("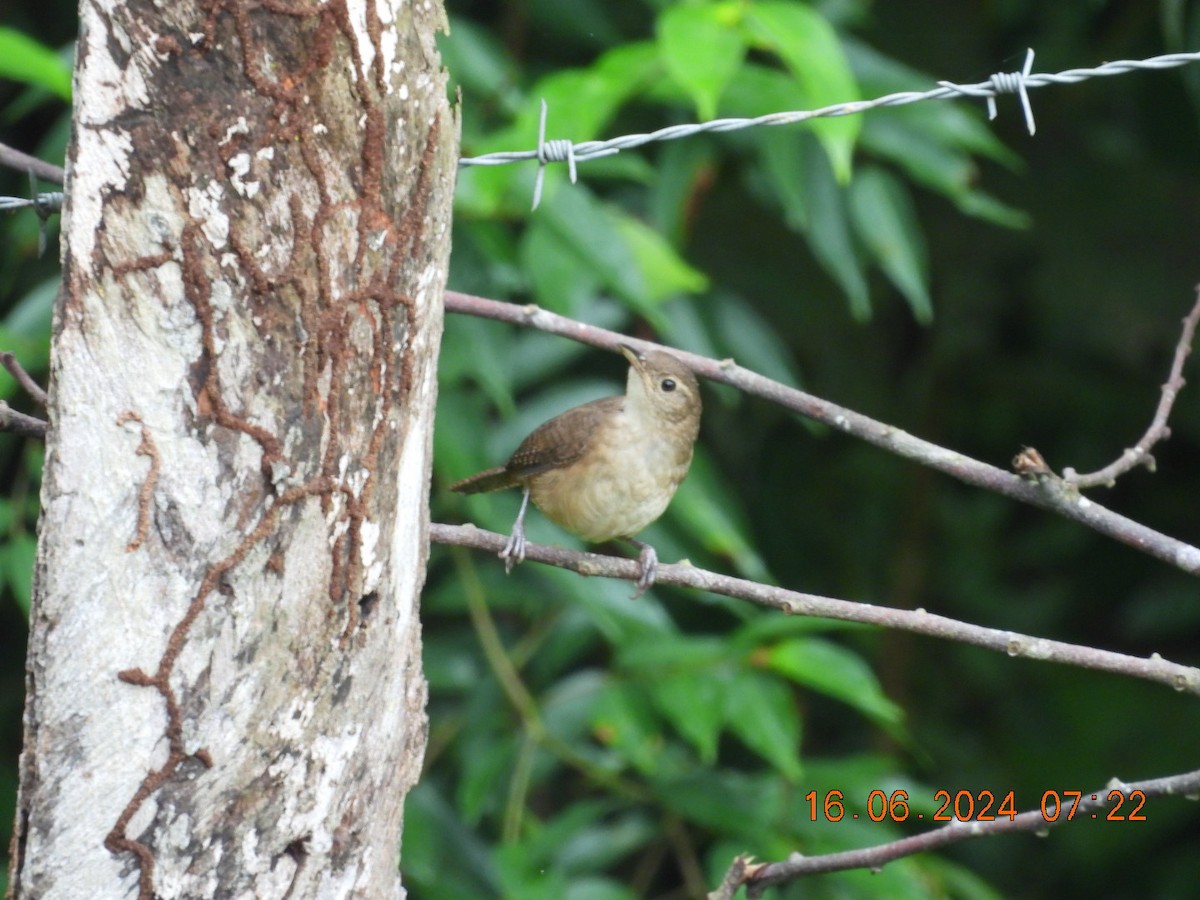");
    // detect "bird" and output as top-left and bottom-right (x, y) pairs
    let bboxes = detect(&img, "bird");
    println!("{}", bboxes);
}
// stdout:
(450, 345), (702, 597)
